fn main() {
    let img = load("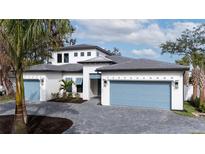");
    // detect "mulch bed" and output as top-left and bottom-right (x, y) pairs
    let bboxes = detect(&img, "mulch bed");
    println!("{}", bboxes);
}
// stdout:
(0, 115), (73, 134)
(50, 98), (86, 104)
